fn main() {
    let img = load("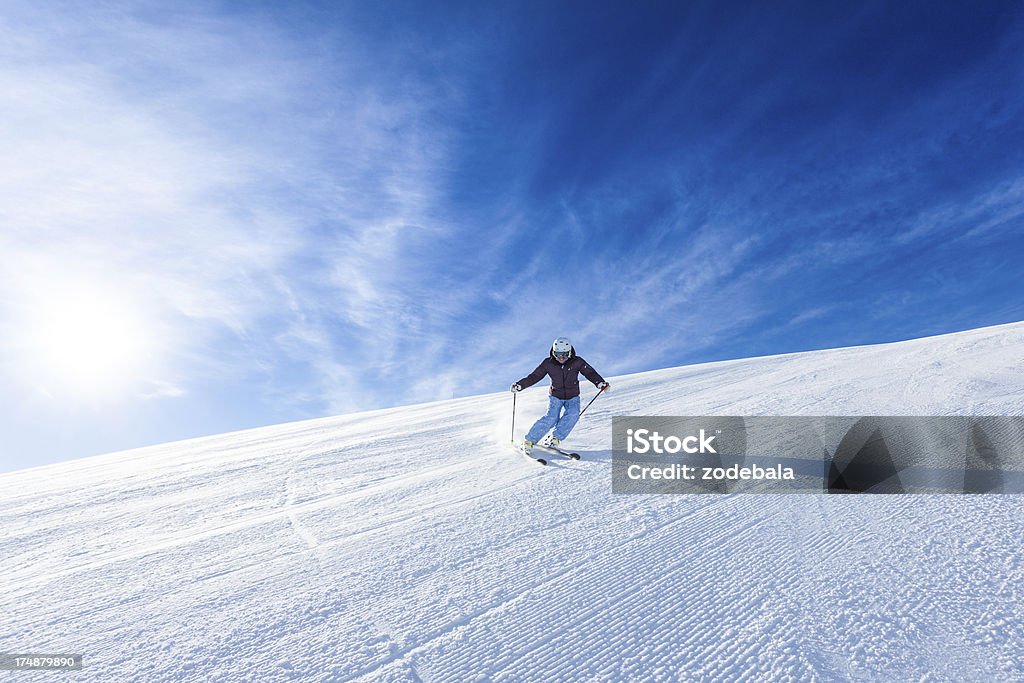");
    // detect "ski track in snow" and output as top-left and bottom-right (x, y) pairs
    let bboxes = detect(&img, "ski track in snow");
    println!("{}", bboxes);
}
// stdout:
(3, 322), (1024, 682)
